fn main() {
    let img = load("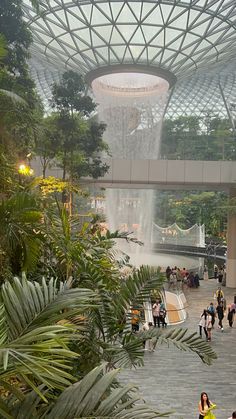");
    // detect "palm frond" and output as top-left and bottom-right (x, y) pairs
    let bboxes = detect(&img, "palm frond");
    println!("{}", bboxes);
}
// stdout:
(48, 365), (169, 418)
(0, 192), (43, 272)
(0, 304), (7, 346)
(104, 333), (144, 369)
(1, 276), (95, 340)
(6, 385), (49, 419)
(115, 265), (165, 316)
(0, 398), (14, 419)
(0, 90), (26, 105)
(138, 327), (217, 365)
(0, 325), (79, 396)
